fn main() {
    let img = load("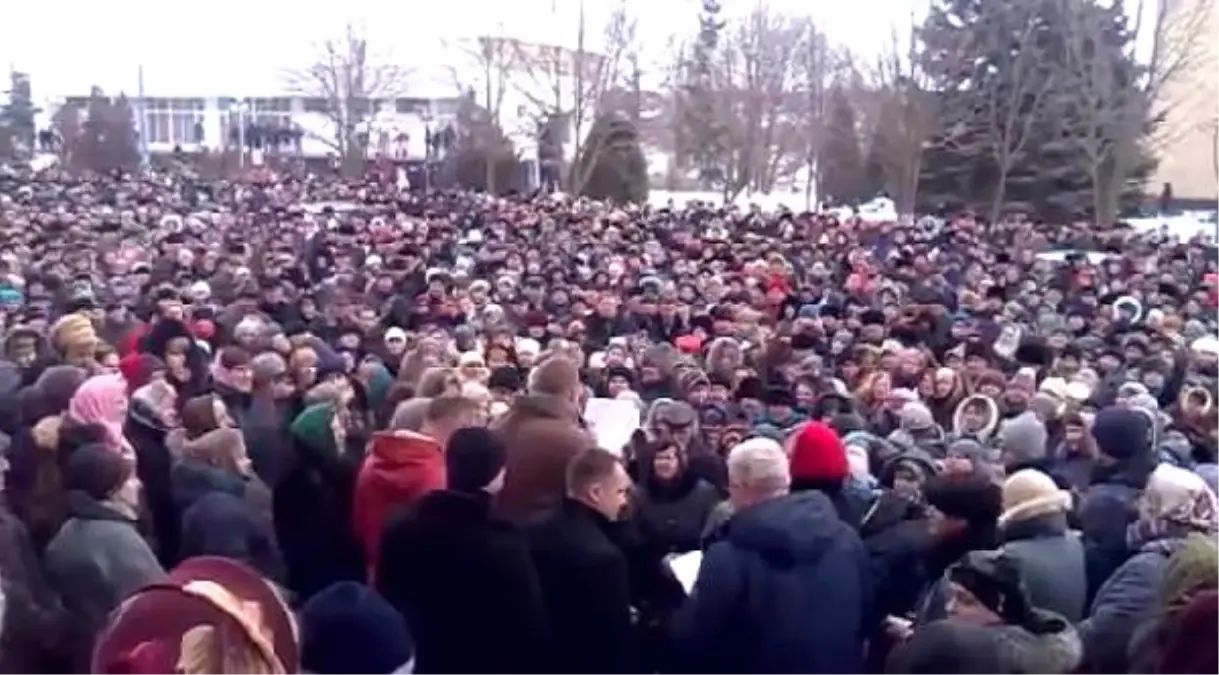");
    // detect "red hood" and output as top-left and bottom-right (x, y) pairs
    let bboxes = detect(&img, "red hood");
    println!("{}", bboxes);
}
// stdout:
(365, 430), (443, 473)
